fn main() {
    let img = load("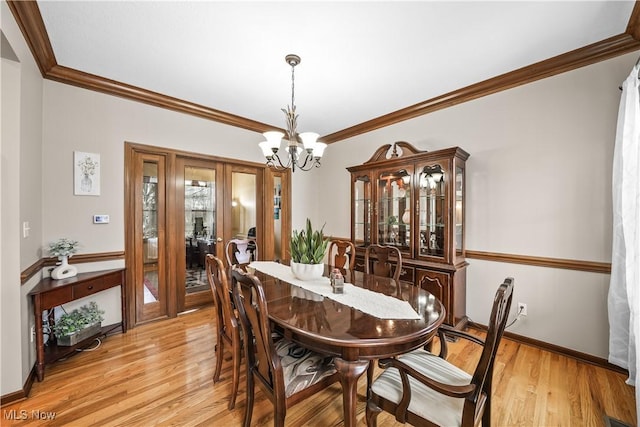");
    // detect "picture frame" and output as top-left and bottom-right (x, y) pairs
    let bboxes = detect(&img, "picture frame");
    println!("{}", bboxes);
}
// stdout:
(74, 151), (101, 196)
